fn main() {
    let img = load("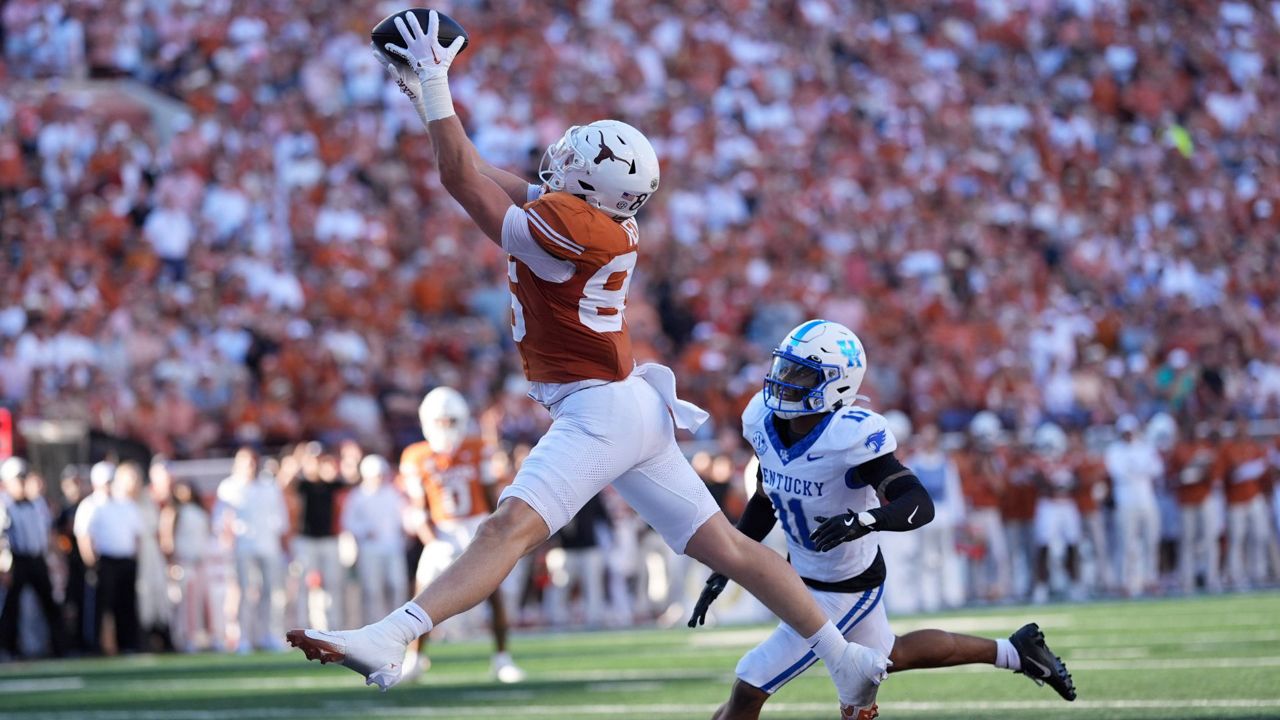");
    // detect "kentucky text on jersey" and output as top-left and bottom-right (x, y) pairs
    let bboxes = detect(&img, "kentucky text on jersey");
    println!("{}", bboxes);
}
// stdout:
(760, 467), (826, 498)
